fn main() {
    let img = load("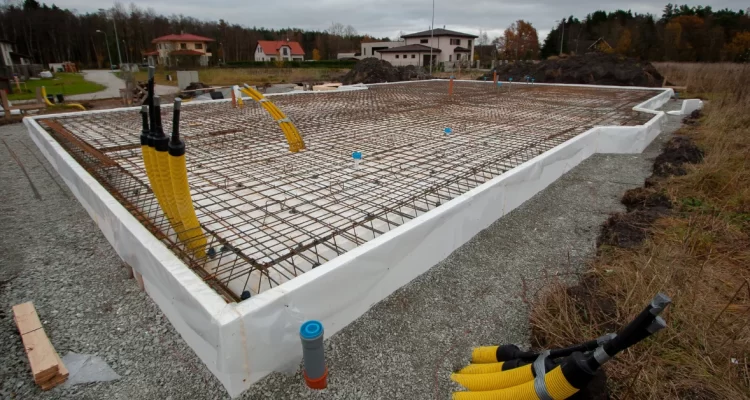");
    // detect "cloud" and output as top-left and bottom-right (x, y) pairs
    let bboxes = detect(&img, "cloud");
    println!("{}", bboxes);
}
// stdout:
(54, 0), (747, 40)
